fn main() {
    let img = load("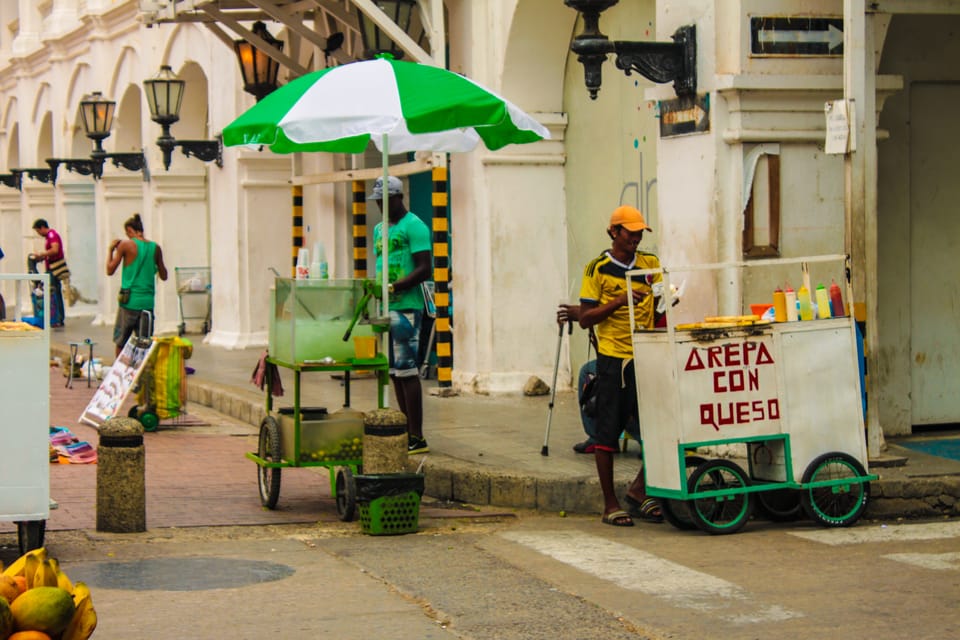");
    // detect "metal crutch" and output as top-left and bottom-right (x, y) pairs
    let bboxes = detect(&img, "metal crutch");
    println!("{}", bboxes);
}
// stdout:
(541, 319), (572, 456)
